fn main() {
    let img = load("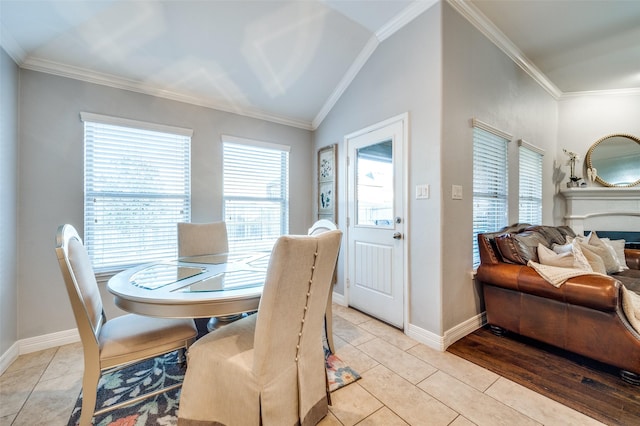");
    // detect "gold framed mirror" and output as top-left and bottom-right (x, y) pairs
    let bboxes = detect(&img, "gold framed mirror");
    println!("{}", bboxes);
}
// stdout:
(585, 134), (640, 187)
